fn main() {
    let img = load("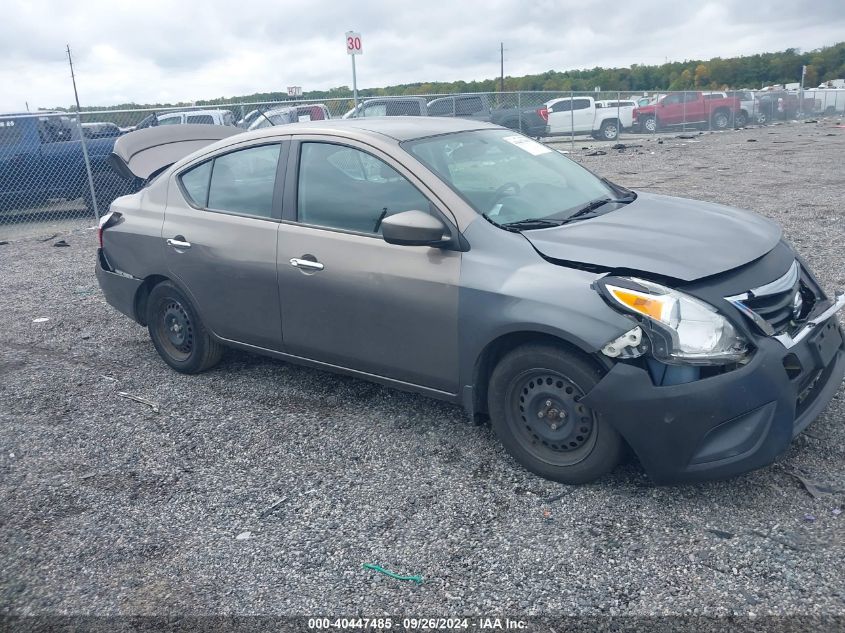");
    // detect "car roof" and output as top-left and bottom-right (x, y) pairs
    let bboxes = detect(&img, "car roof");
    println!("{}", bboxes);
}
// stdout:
(239, 116), (500, 142)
